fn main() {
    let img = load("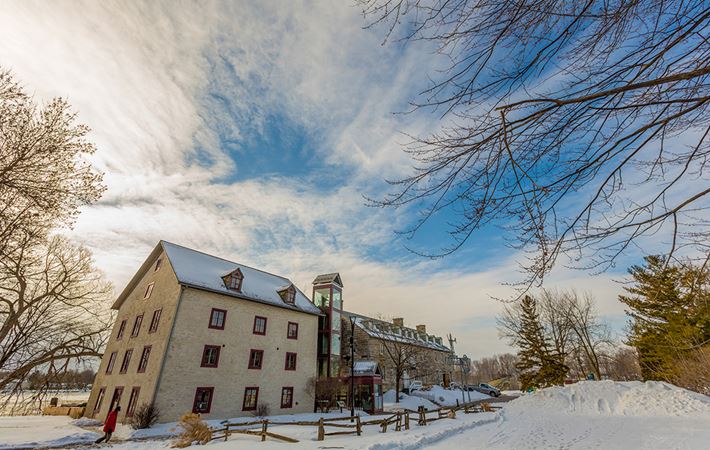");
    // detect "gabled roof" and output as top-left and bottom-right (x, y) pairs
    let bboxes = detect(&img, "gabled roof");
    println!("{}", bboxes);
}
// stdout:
(312, 273), (343, 287)
(113, 241), (321, 316)
(353, 360), (381, 376)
